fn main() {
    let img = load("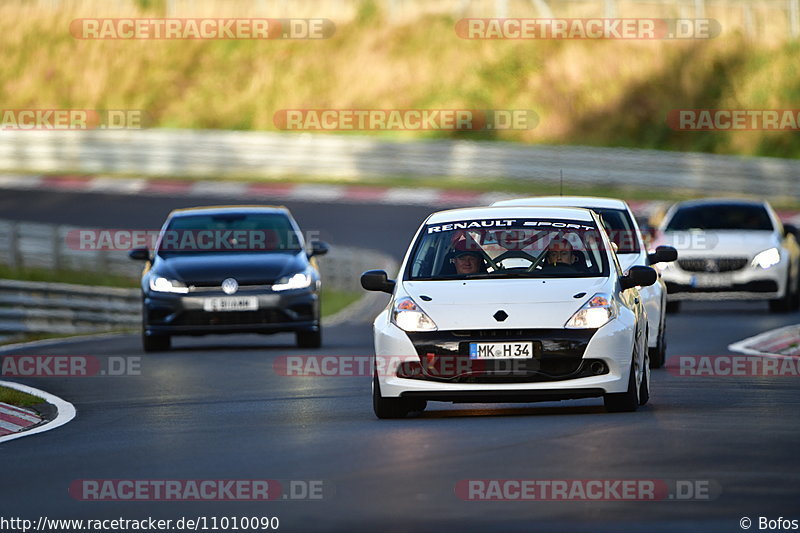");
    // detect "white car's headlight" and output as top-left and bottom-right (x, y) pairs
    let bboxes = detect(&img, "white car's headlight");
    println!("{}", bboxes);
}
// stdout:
(752, 247), (781, 269)
(391, 297), (437, 332)
(565, 293), (616, 329)
(149, 276), (189, 294)
(272, 271), (313, 291)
